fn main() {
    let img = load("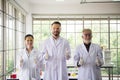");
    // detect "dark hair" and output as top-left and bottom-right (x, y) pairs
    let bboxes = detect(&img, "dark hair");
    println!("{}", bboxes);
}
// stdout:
(24, 34), (34, 40)
(51, 21), (61, 26)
